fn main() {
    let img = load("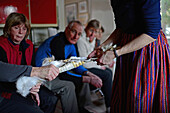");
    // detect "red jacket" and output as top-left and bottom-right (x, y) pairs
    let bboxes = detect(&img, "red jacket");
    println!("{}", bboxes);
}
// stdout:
(0, 36), (33, 65)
